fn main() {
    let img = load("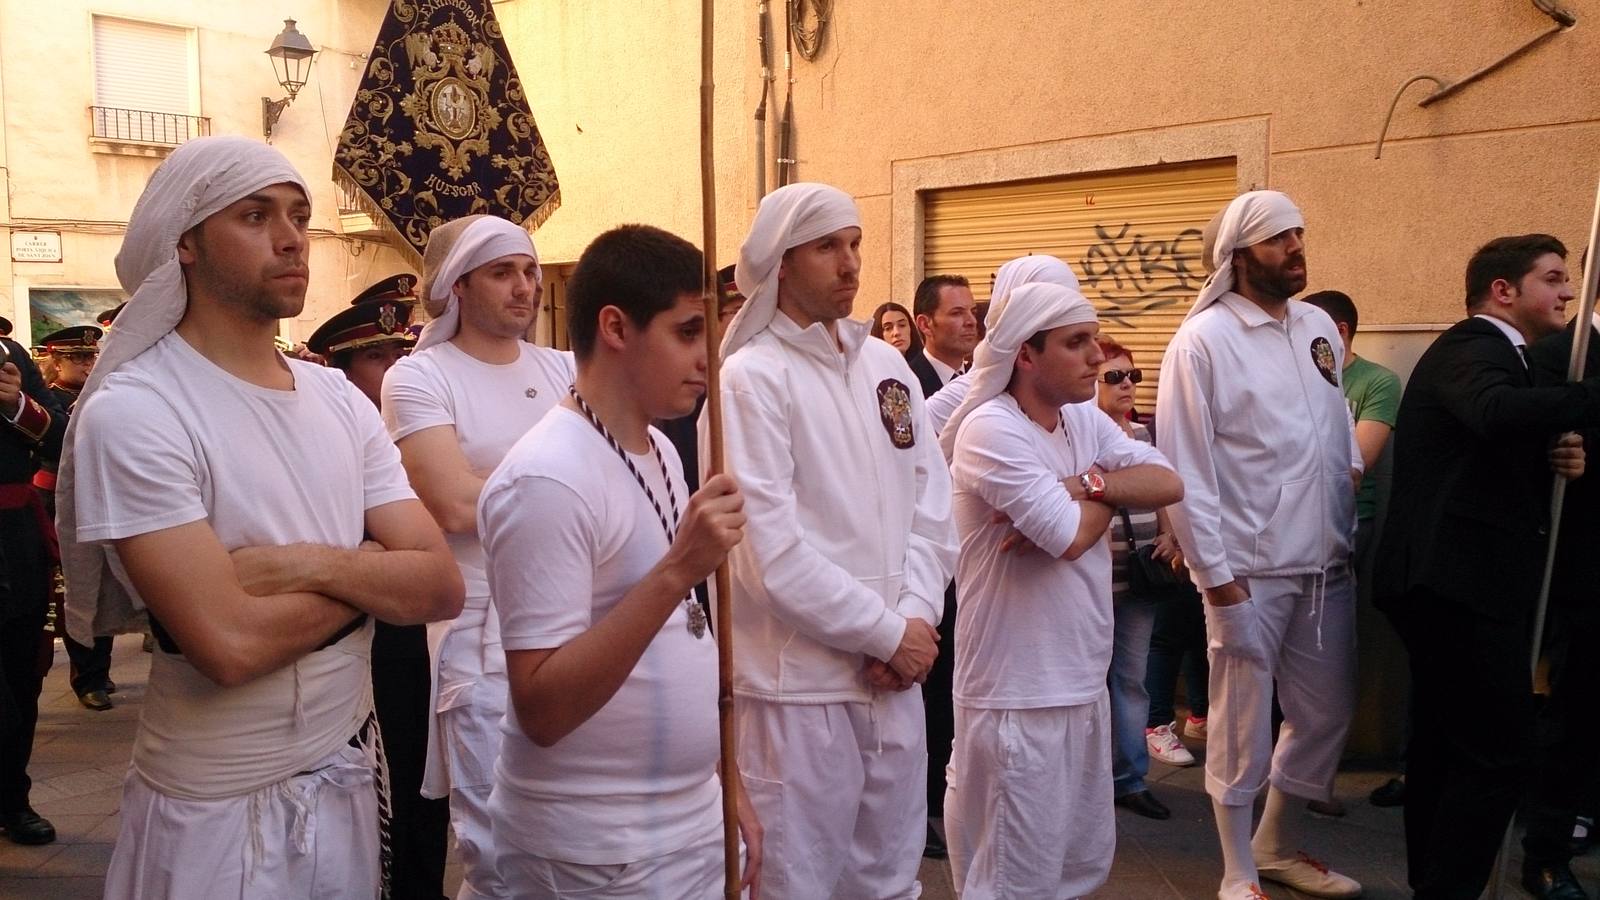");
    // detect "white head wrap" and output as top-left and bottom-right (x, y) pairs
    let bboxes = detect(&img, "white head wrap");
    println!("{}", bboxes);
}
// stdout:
(1186, 190), (1304, 320)
(722, 183), (860, 356)
(986, 254), (1081, 329)
(939, 281), (1098, 457)
(414, 215), (539, 353)
(59, 136), (310, 642)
